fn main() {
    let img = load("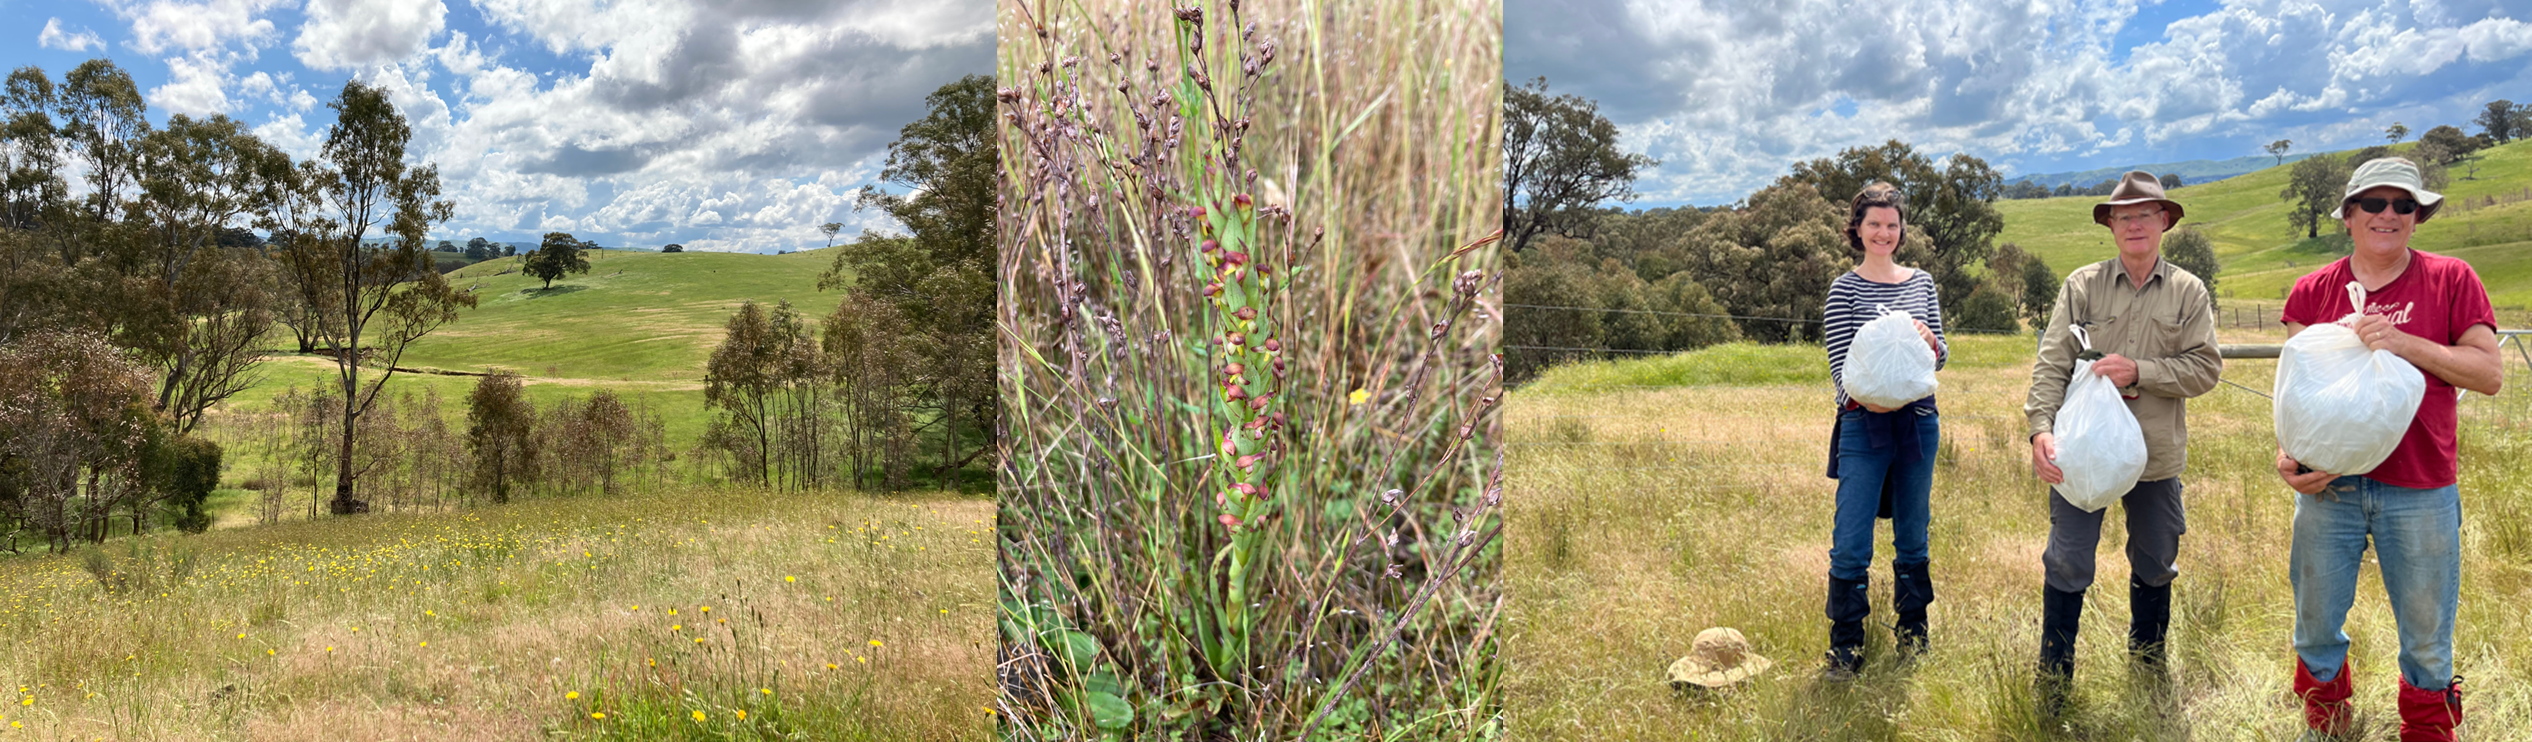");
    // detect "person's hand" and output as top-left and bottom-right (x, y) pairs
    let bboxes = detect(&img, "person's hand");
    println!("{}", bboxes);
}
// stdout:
(1914, 319), (1939, 355)
(2092, 353), (2139, 388)
(2350, 314), (2414, 355)
(2276, 449), (2335, 495)
(2030, 432), (2064, 485)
